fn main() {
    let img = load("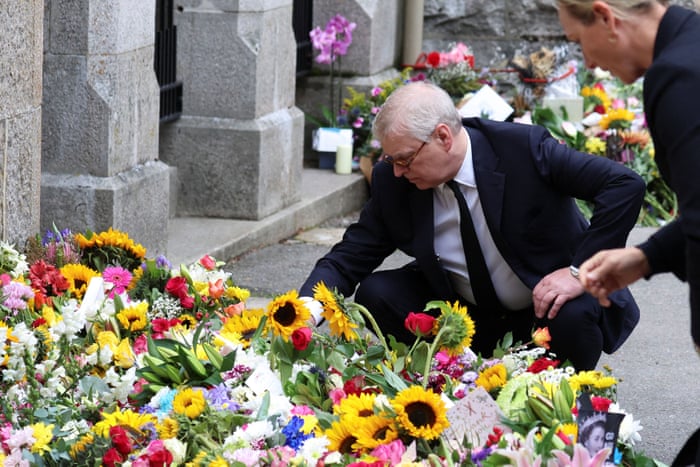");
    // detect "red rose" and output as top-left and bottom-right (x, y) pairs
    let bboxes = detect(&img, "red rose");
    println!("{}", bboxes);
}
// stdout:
(291, 327), (312, 350)
(404, 312), (436, 336)
(102, 447), (124, 467)
(146, 440), (173, 467)
(165, 276), (188, 298)
(109, 426), (132, 455)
